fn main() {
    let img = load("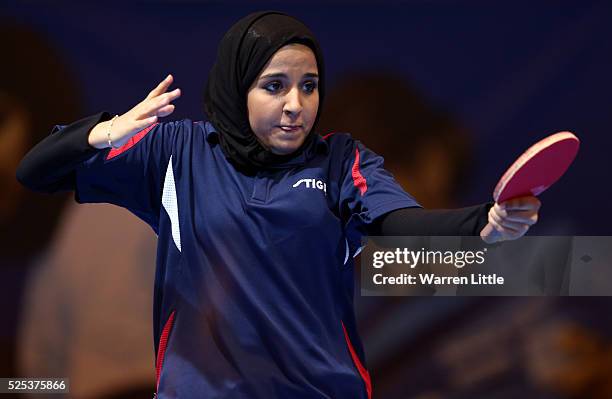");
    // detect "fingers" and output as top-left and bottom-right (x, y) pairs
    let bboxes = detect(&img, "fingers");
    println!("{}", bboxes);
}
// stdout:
(141, 88), (181, 116)
(491, 203), (539, 226)
(119, 76), (180, 137)
(500, 209), (538, 225)
(480, 223), (500, 244)
(132, 115), (158, 130)
(146, 74), (174, 100)
(157, 104), (175, 117)
(498, 196), (541, 211)
(489, 205), (530, 232)
(488, 206), (526, 238)
(486, 196), (542, 242)
(113, 74), (180, 143)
